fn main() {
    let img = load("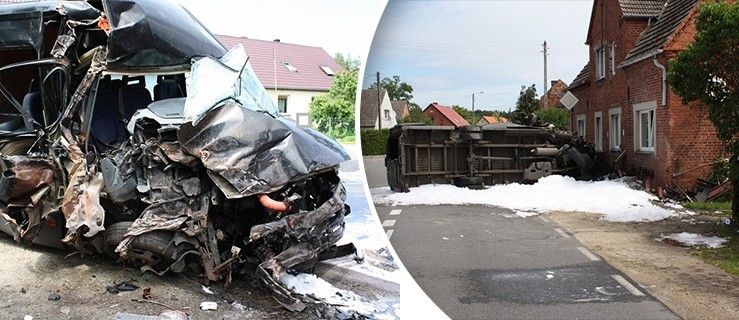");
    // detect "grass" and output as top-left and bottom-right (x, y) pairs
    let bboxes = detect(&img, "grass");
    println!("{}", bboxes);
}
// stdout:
(697, 223), (739, 275)
(682, 201), (732, 216)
